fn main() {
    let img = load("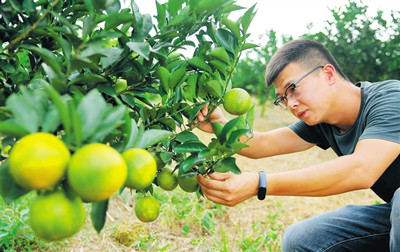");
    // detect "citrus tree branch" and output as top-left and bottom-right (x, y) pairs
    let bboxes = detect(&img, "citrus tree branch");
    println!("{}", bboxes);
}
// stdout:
(2, 0), (60, 53)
